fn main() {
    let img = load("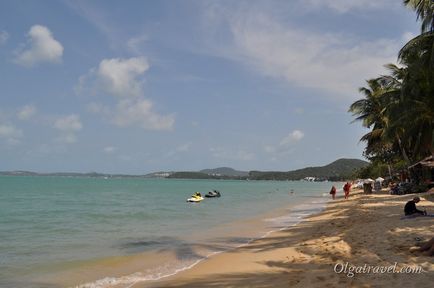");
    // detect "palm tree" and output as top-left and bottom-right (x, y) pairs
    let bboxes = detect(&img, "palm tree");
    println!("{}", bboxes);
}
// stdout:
(397, 1), (434, 158)
(404, 0), (434, 33)
(398, 16), (434, 158)
(349, 1), (434, 169)
(349, 77), (405, 162)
